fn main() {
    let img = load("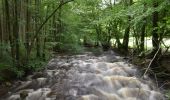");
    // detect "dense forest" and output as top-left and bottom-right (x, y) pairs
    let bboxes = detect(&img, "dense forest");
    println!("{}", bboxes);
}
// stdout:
(0, 0), (170, 99)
